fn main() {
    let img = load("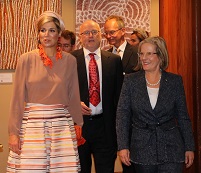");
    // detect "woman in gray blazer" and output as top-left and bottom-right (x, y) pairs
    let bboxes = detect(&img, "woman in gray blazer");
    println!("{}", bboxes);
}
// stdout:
(116, 36), (195, 173)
